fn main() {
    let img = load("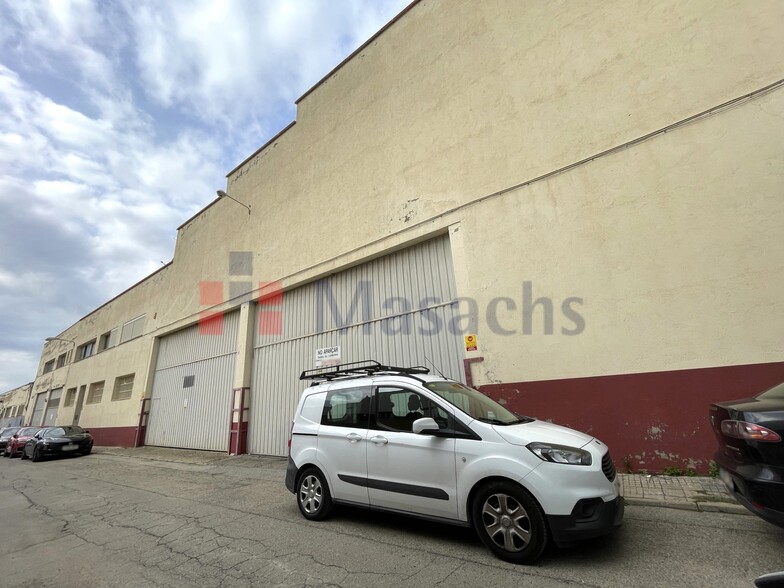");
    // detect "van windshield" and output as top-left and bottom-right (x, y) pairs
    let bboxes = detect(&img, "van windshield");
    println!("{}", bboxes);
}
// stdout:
(424, 381), (532, 425)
